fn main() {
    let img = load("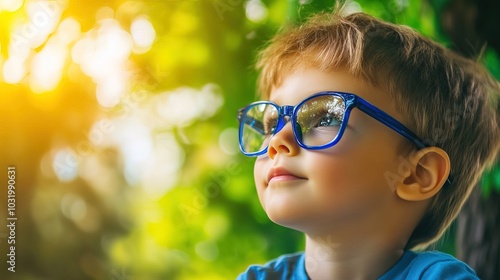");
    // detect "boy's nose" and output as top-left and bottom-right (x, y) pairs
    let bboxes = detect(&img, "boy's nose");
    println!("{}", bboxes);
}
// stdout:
(267, 122), (300, 159)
